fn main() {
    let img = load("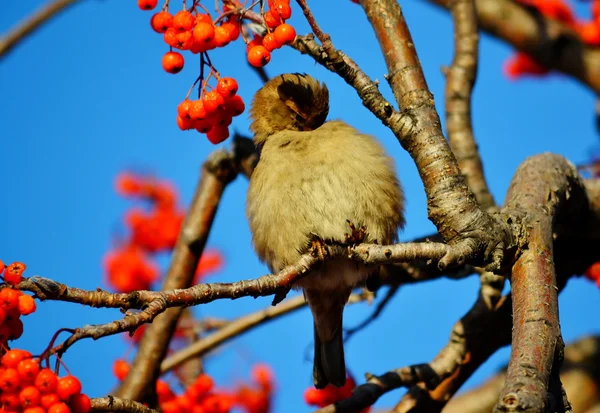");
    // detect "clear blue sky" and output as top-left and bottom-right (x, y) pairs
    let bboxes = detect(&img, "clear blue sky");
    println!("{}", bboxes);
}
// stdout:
(1, 1), (599, 411)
